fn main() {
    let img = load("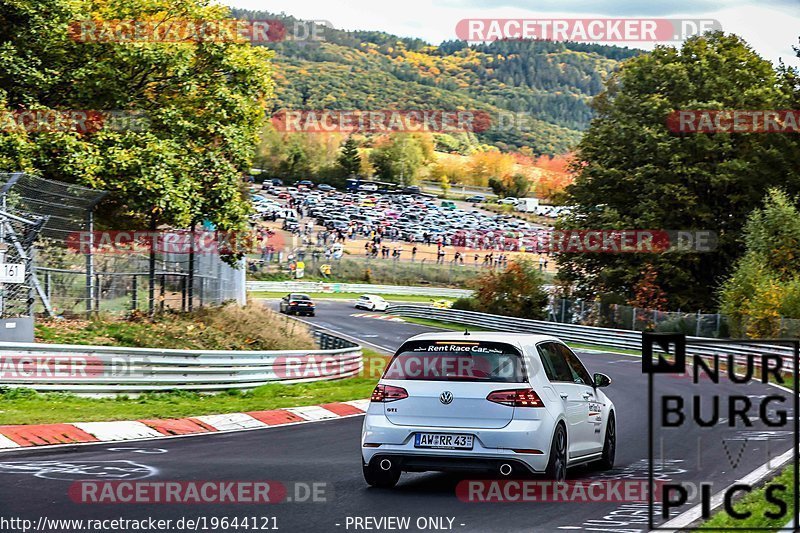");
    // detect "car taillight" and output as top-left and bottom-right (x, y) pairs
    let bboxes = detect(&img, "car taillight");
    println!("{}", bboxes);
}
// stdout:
(370, 384), (408, 403)
(486, 389), (544, 408)
(289, 301), (298, 305)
